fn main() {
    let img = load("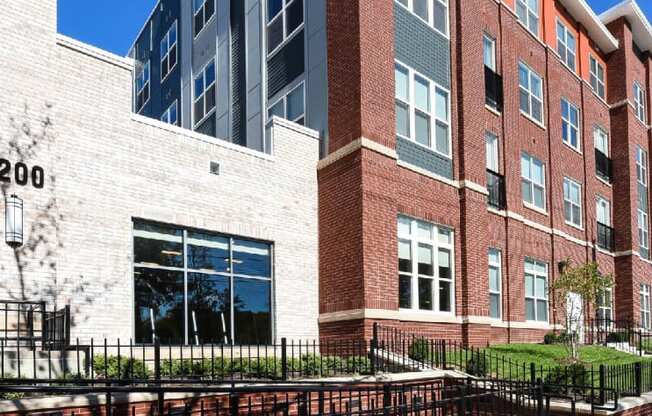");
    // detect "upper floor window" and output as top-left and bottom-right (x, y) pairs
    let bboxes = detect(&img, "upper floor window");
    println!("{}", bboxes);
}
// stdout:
(637, 146), (648, 187)
(519, 62), (544, 125)
(398, 216), (454, 313)
(596, 196), (611, 227)
(267, 82), (305, 125)
(589, 56), (606, 100)
(516, 0), (539, 37)
(634, 82), (647, 124)
(135, 60), (150, 113)
(563, 177), (582, 228)
(483, 34), (496, 71)
(561, 98), (580, 151)
(396, 0), (449, 37)
(594, 127), (609, 157)
(639, 209), (650, 255)
(193, 61), (216, 127)
(395, 62), (451, 158)
(642, 284), (651, 329)
(556, 21), (576, 71)
(485, 132), (499, 172)
(161, 101), (178, 126)
(160, 21), (178, 82)
(488, 249), (502, 319)
(193, 0), (215, 37)
(525, 258), (548, 322)
(596, 288), (613, 322)
(267, 0), (303, 55)
(521, 152), (546, 211)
